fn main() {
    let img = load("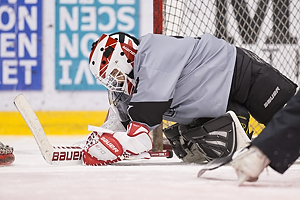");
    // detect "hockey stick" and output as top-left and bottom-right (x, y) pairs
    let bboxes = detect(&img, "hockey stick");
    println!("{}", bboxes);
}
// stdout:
(14, 94), (82, 165)
(14, 94), (55, 165)
(14, 94), (172, 165)
(149, 150), (173, 158)
(197, 155), (233, 177)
